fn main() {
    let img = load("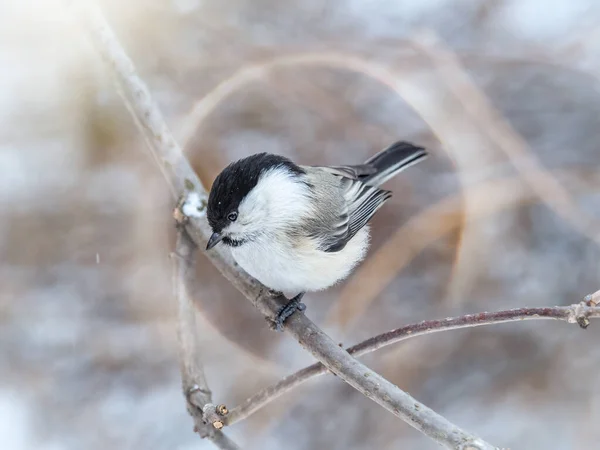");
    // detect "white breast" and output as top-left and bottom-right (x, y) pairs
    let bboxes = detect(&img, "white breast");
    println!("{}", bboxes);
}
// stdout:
(231, 227), (370, 296)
